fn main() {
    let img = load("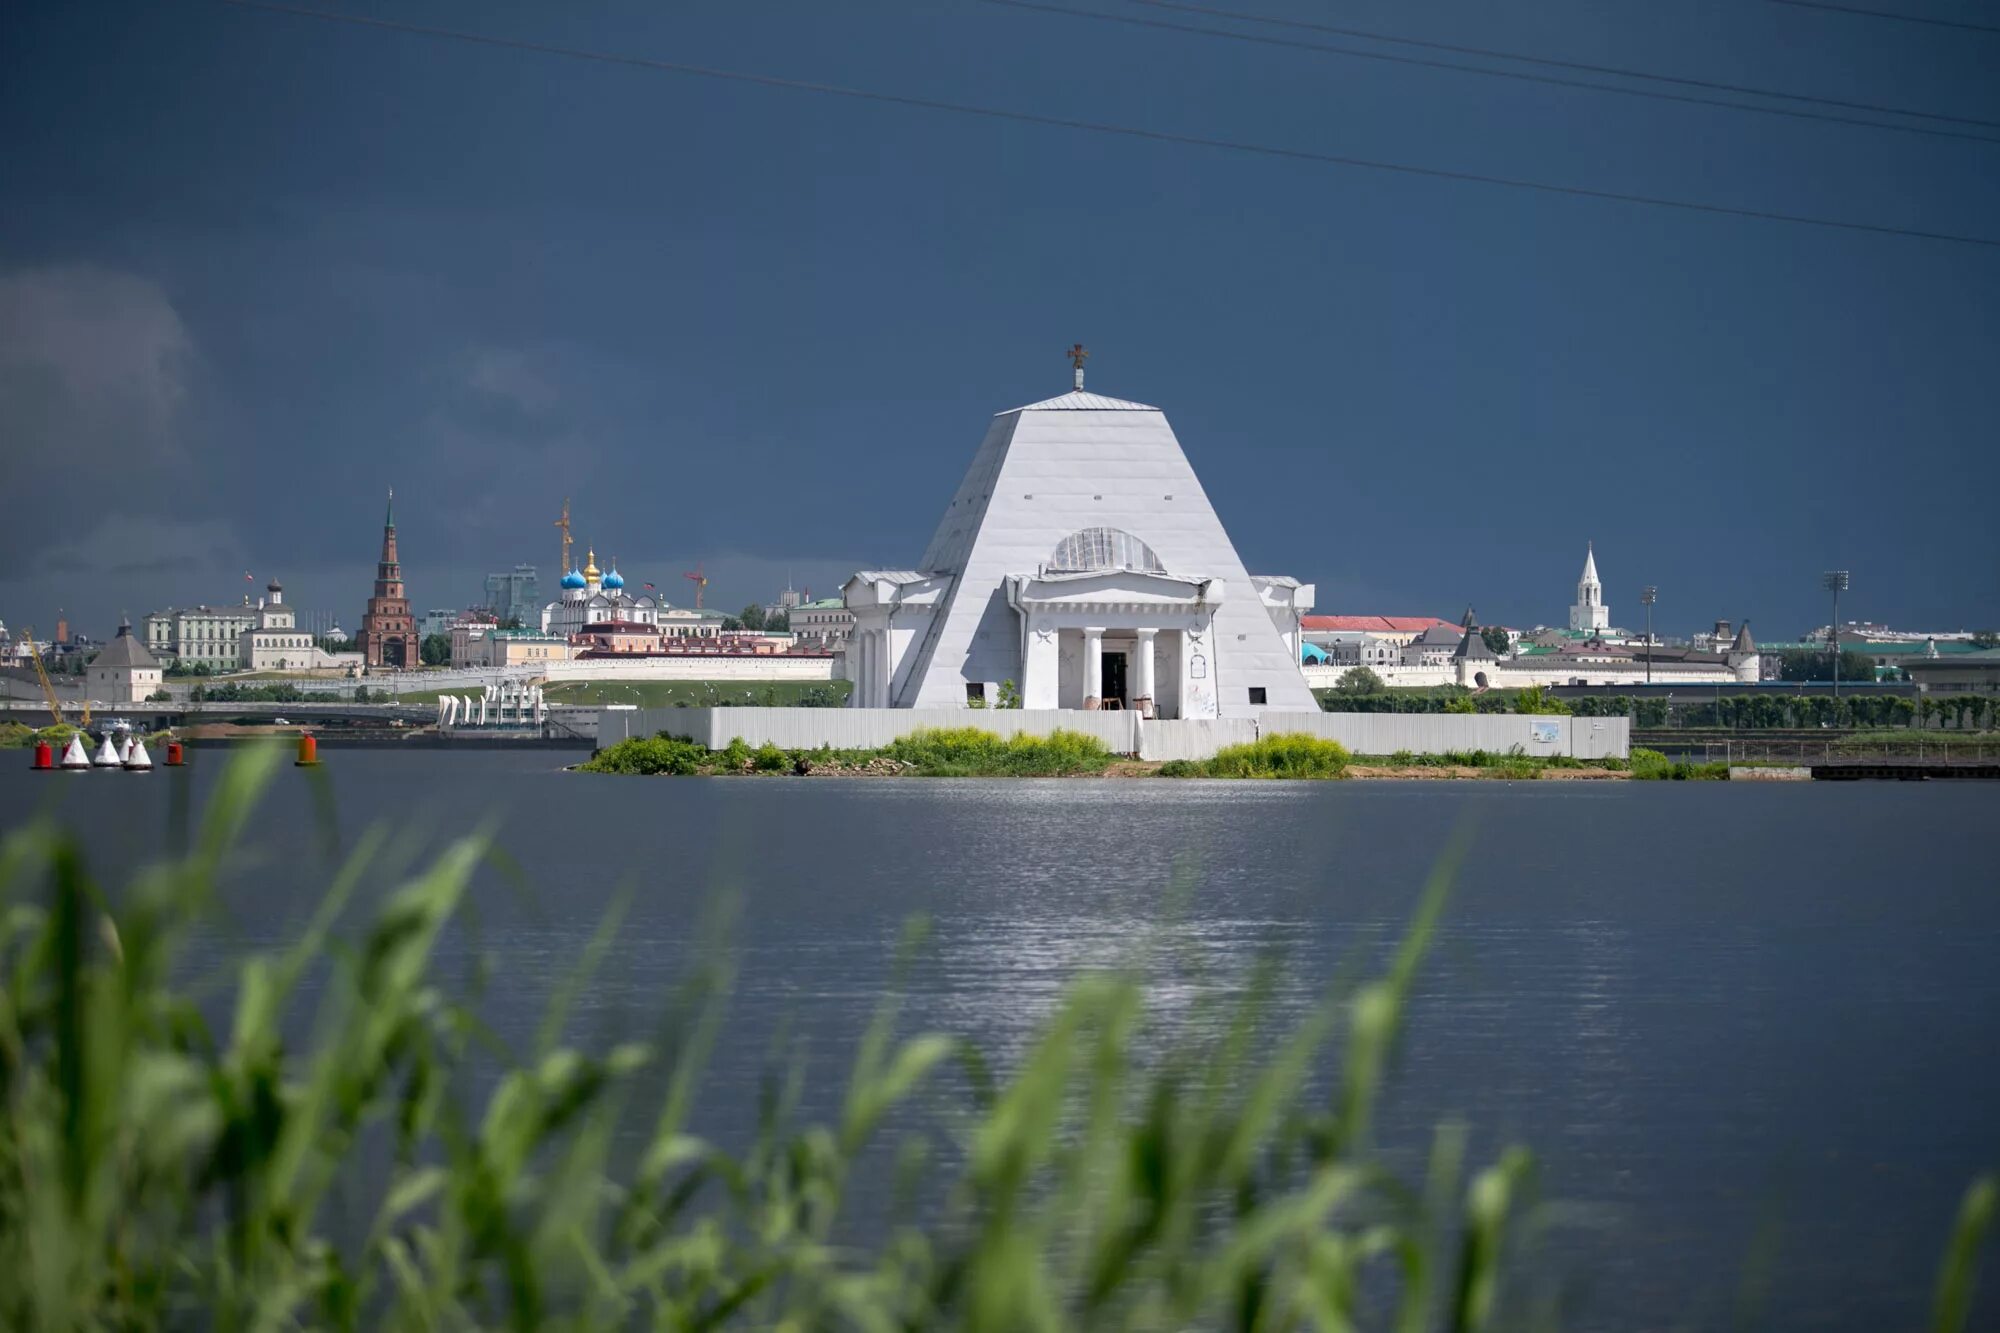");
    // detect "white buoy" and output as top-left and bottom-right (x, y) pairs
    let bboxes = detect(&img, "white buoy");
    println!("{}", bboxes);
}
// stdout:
(119, 734), (135, 763)
(123, 738), (153, 771)
(60, 735), (91, 769)
(92, 734), (122, 767)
